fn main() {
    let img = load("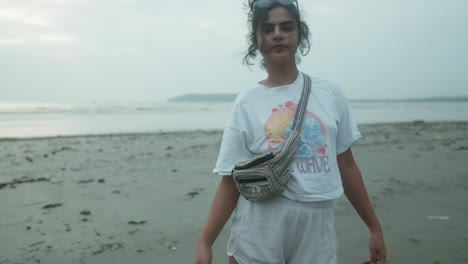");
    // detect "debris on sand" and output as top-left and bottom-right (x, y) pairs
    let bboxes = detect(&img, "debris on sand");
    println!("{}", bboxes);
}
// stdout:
(128, 220), (146, 225)
(80, 210), (91, 216)
(91, 243), (124, 255)
(76, 179), (94, 184)
(51, 146), (76, 155)
(0, 177), (50, 190)
(168, 245), (177, 251)
(42, 203), (63, 209)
